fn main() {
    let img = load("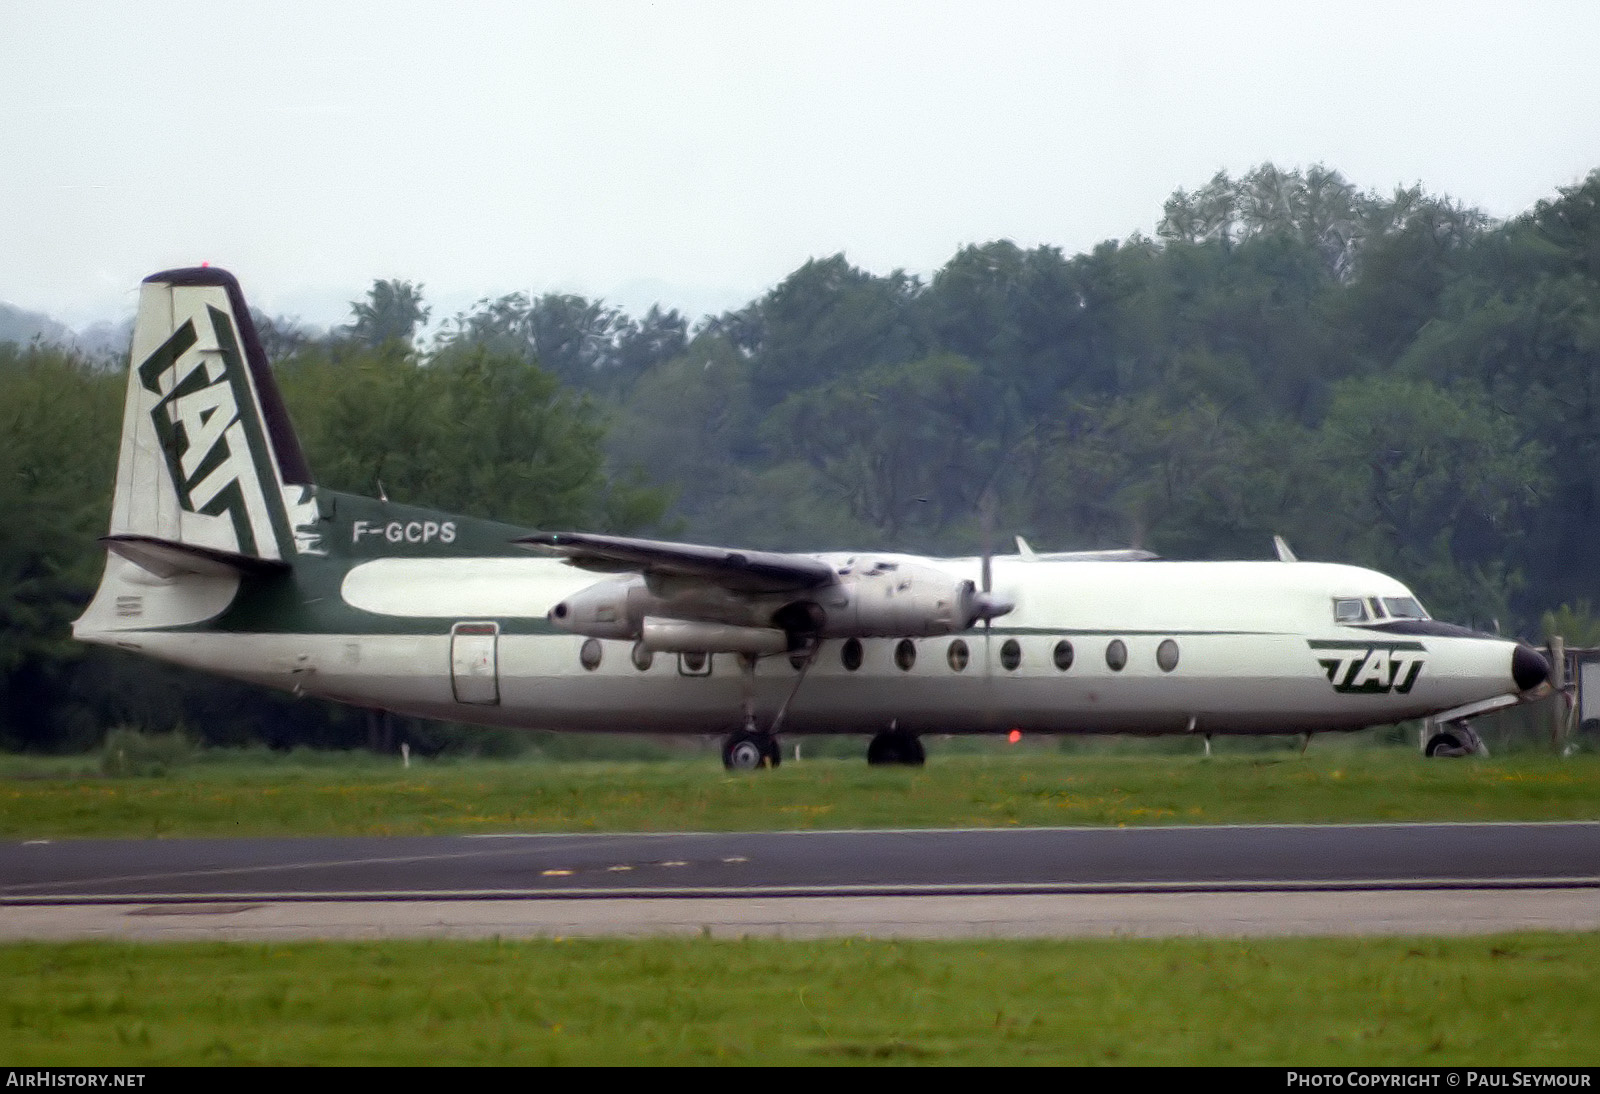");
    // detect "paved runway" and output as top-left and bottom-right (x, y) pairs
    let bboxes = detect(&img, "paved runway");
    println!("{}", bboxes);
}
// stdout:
(5, 822), (1598, 901)
(3, 822), (1596, 939)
